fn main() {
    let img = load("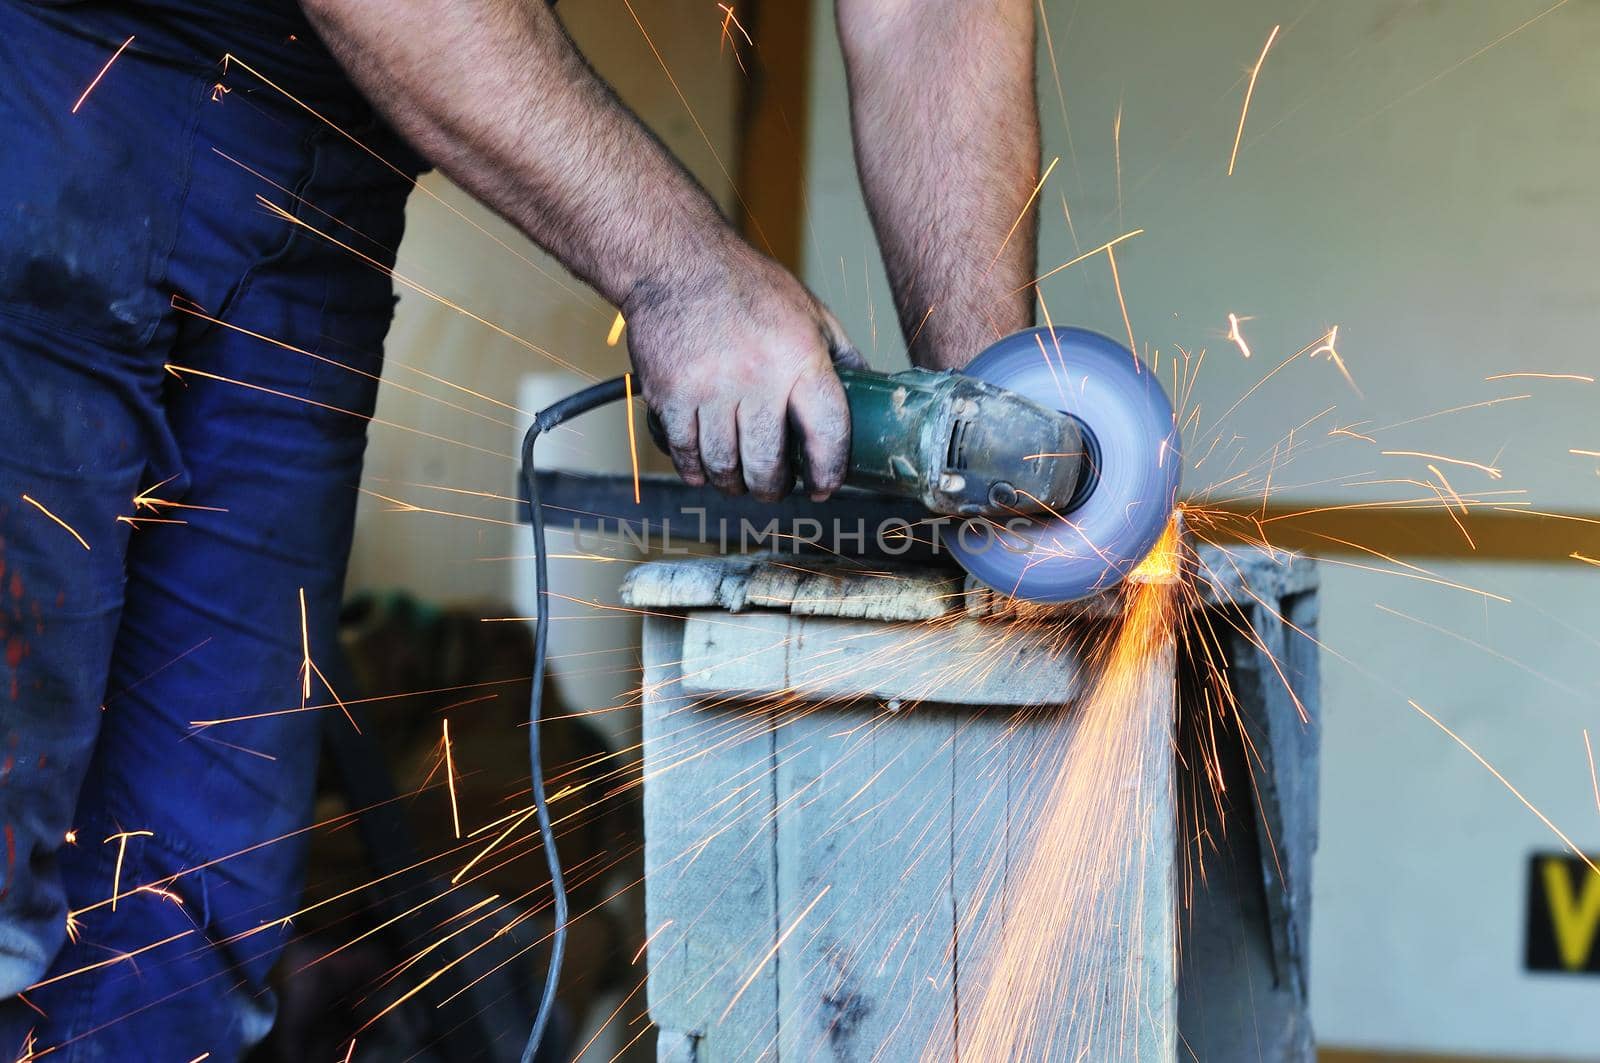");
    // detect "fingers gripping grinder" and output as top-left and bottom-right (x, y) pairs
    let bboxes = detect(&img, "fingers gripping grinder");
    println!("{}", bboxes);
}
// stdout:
(833, 326), (1180, 602)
